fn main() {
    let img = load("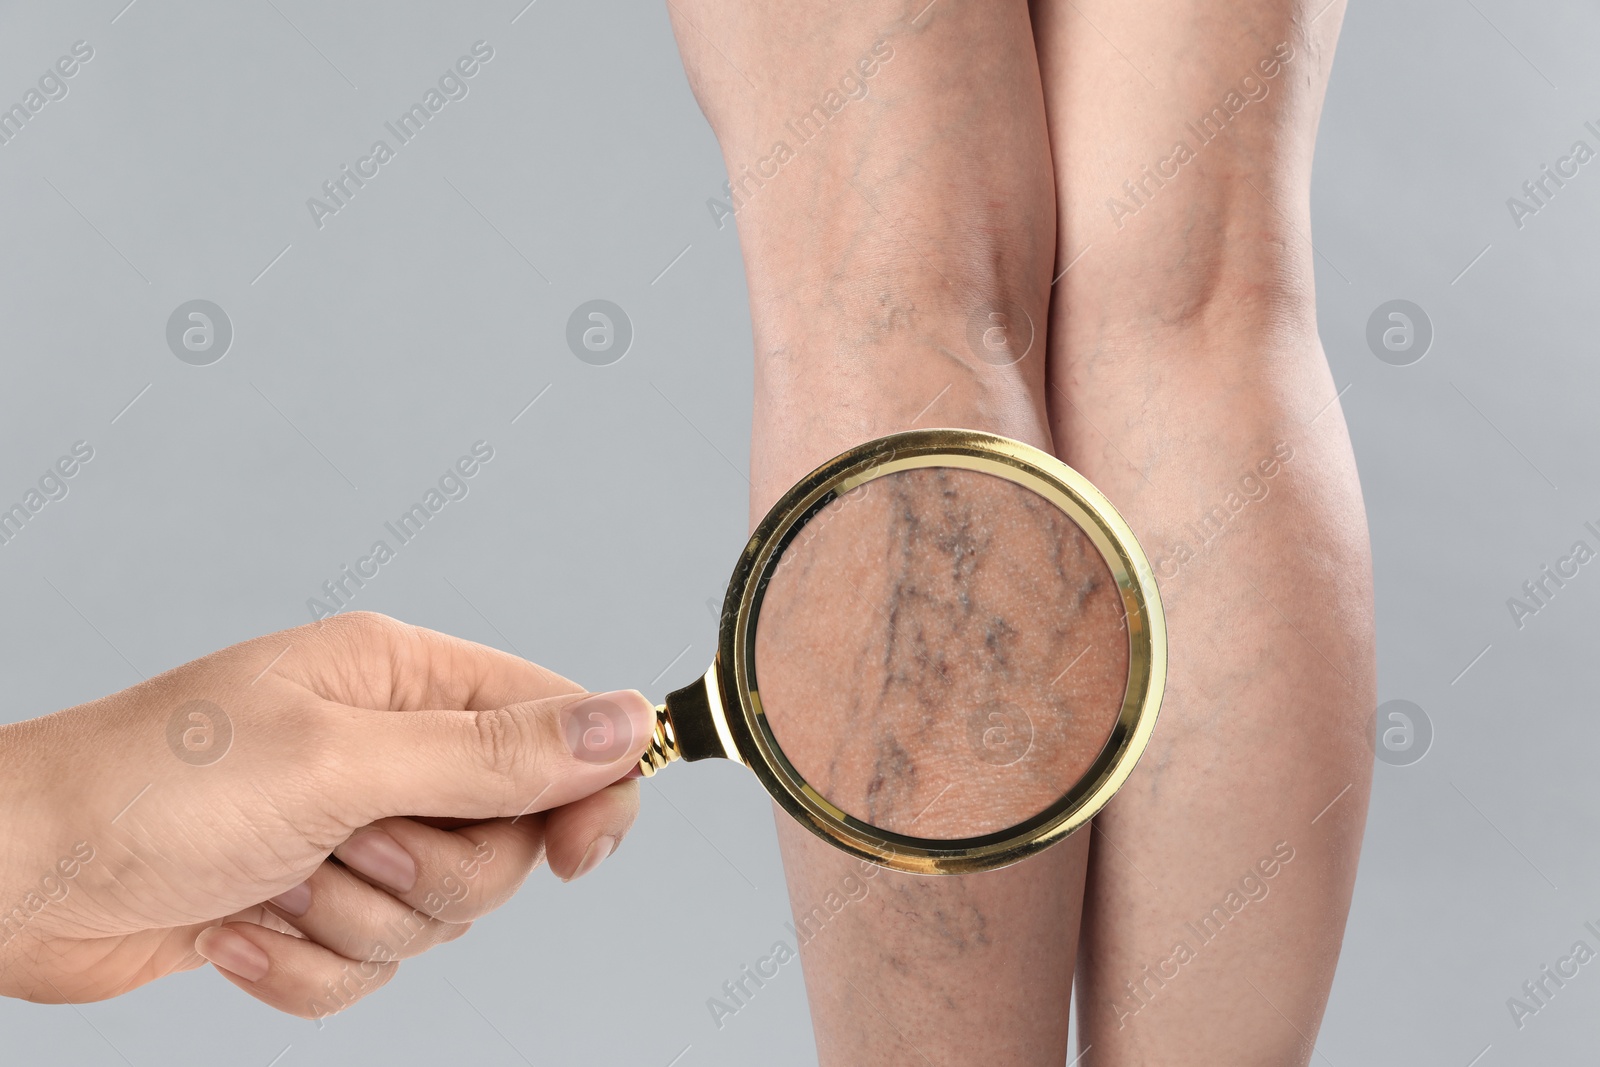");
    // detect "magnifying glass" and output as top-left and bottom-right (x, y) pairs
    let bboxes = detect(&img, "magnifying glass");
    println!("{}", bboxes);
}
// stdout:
(637, 428), (1165, 875)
